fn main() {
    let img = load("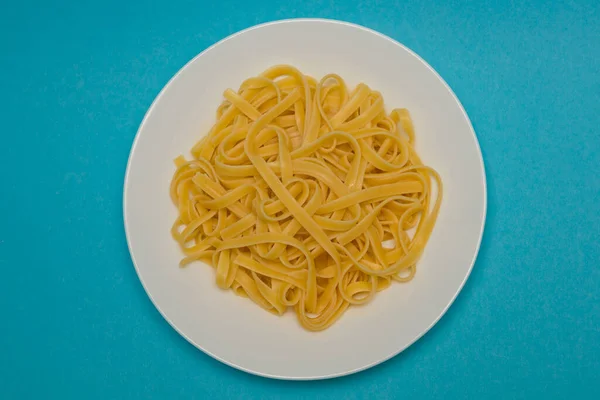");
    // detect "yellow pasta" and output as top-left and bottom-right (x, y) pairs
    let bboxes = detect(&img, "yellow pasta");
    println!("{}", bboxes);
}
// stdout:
(170, 65), (442, 331)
